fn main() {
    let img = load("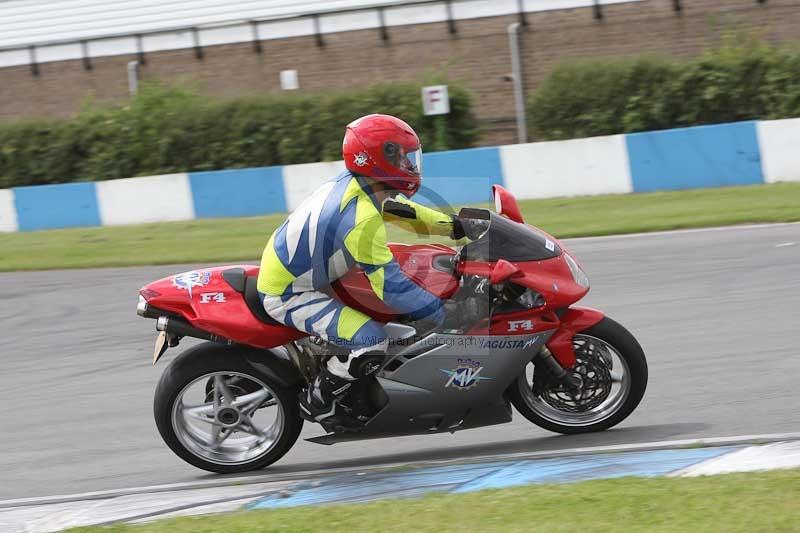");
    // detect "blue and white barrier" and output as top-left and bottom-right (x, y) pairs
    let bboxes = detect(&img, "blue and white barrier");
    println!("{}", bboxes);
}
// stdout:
(757, 118), (800, 185)
(500, 134), (633, 198)
(1, 117), (798, 232)
(625, 121), (764, 192)
(96, 173), (195, 226)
